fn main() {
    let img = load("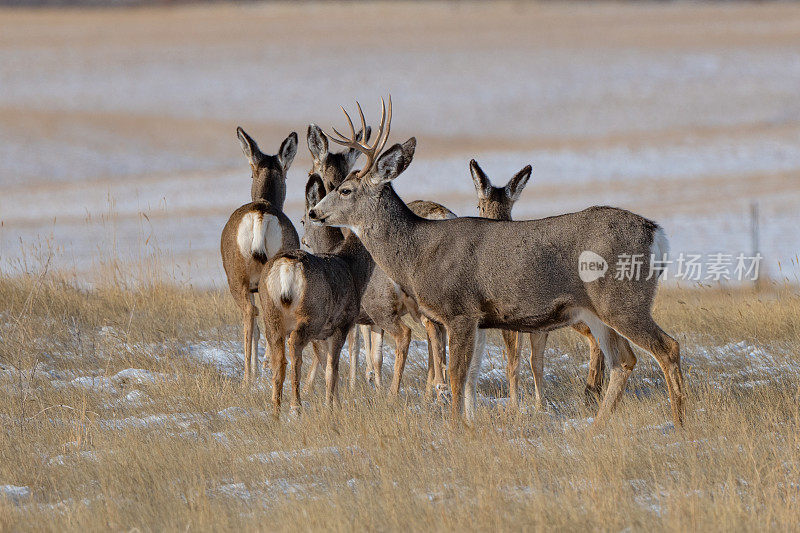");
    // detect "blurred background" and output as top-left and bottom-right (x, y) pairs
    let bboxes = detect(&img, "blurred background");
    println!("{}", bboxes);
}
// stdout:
(1, 1), (799, 286)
